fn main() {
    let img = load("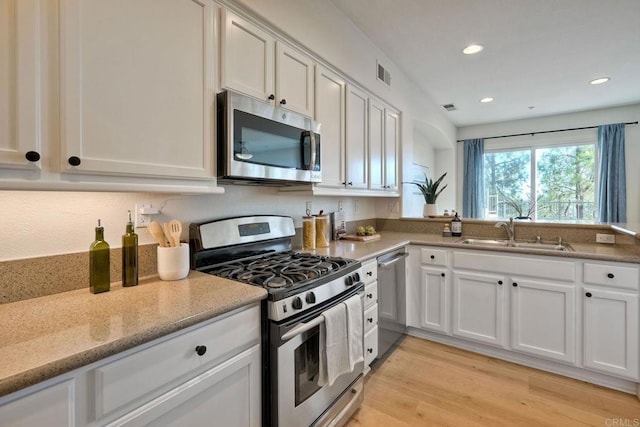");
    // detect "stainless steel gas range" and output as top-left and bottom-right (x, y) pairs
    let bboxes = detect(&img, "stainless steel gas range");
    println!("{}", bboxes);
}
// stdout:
(190, 216), (365, 427)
